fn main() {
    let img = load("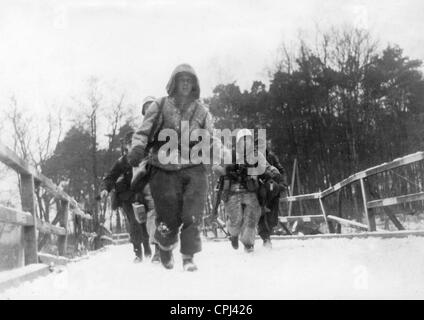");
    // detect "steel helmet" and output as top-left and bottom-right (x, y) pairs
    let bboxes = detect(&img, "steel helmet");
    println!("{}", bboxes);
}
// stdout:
(142, 96), (156, 115)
